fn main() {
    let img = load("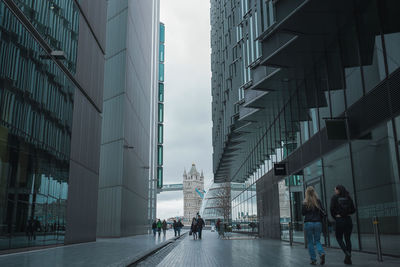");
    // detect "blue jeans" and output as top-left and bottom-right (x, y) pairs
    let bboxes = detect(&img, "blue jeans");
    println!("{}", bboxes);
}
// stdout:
(305, 222), (325, 261)
(177, 227), (181, 236)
